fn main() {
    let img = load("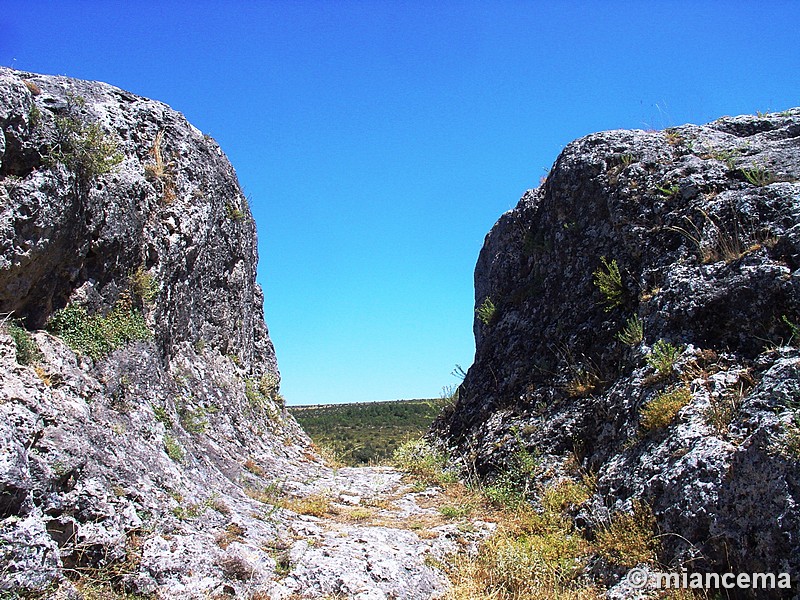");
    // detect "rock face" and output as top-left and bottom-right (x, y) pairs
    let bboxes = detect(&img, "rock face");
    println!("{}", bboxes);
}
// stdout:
(0, 68), (274, 371)
(434, 110), (800, 591)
